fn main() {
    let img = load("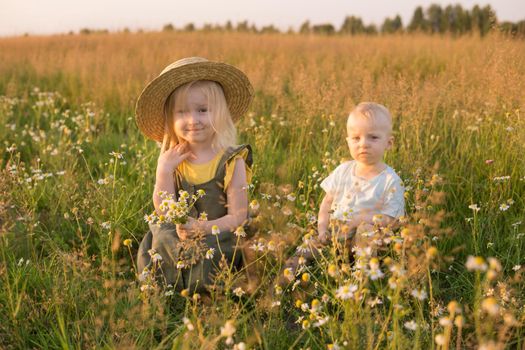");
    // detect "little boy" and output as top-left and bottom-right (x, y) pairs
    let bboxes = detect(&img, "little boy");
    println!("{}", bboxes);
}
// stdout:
(278, 103), (404, 284)
(318, 102), (405, 249)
